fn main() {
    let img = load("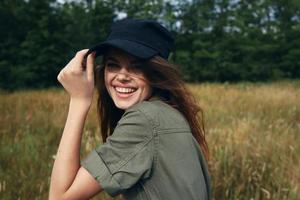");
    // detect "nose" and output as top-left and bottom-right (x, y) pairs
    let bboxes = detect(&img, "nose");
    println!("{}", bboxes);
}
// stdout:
(116, 67), (131, 82)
